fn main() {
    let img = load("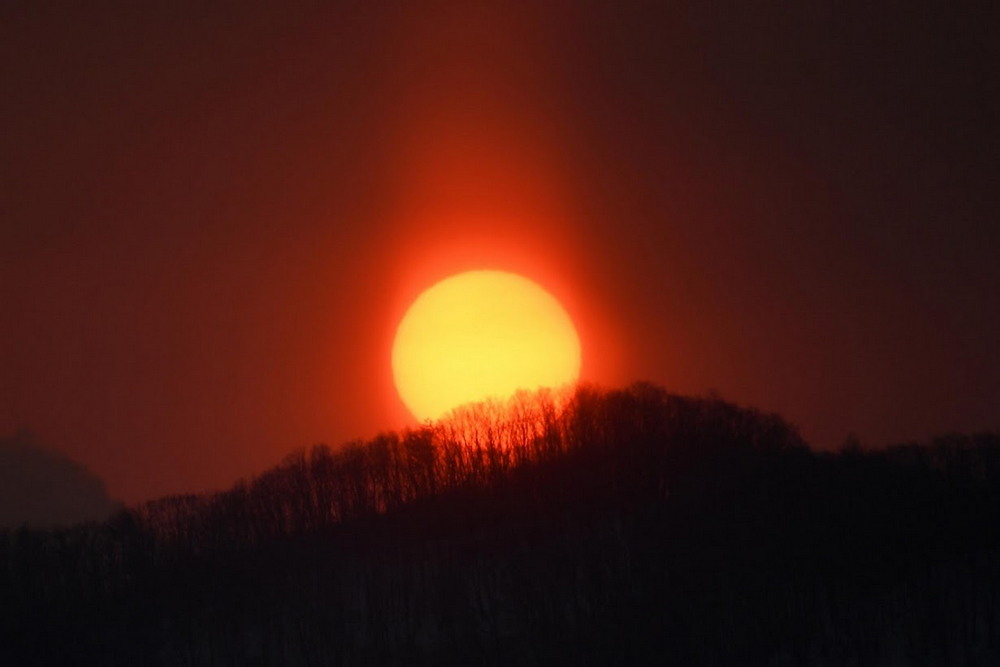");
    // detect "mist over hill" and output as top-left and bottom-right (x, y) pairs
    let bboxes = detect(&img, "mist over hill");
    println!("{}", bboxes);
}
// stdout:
(4, 384), (1000, 665)
(0, 431), (121, 529)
